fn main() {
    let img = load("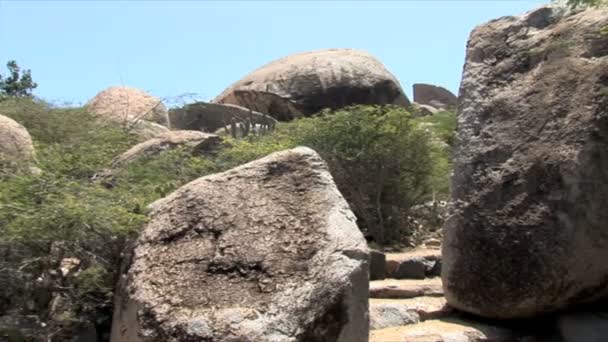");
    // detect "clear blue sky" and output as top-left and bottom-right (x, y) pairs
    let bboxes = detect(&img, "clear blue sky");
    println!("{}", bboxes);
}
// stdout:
(0, 0), (546, 106)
